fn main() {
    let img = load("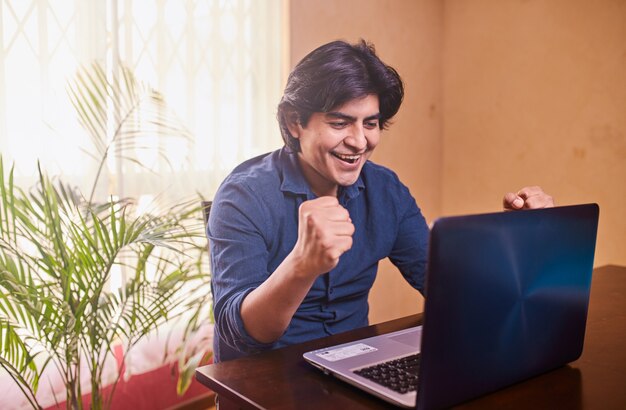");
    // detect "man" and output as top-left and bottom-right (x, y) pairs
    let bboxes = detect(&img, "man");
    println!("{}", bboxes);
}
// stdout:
(207, 40), (554, 362)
